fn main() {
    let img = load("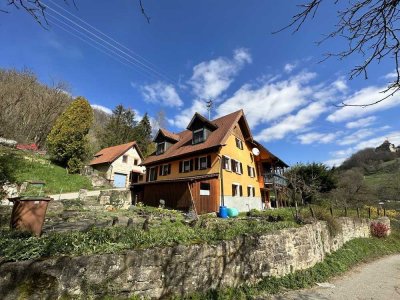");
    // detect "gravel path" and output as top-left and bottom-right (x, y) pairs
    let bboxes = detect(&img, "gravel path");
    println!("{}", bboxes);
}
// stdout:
(268, 254), (400, 300)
